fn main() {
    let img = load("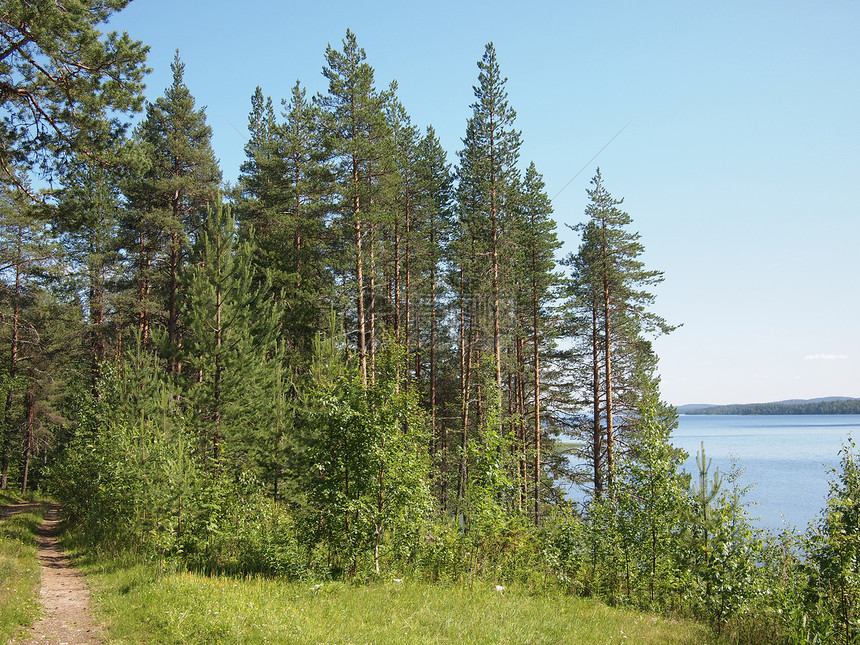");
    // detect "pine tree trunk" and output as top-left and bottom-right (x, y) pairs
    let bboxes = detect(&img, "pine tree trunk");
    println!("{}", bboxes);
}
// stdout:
(515, 335), (527, 509)
(294, 159), (303, 286)
(431, 255), (443, 507)
(354, 184), (367, 387)
(20, 376), (34, 495)
(89, 232), (106, 395)
(592, 305), (603, 496)
(457, 269), (470, 504)
(137, 231), (151, 346)
(603, 272), (615, 493)
(394, 218), (401, 344)
(406, 196), (418, 388)
(168, 187), (182, 374)
(369, 222), (377, 382)
(213, 227), (223, 463)
(491, 189), (502, 396)
(532, 248), (541, 524)
(1, 228), (22, 490)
